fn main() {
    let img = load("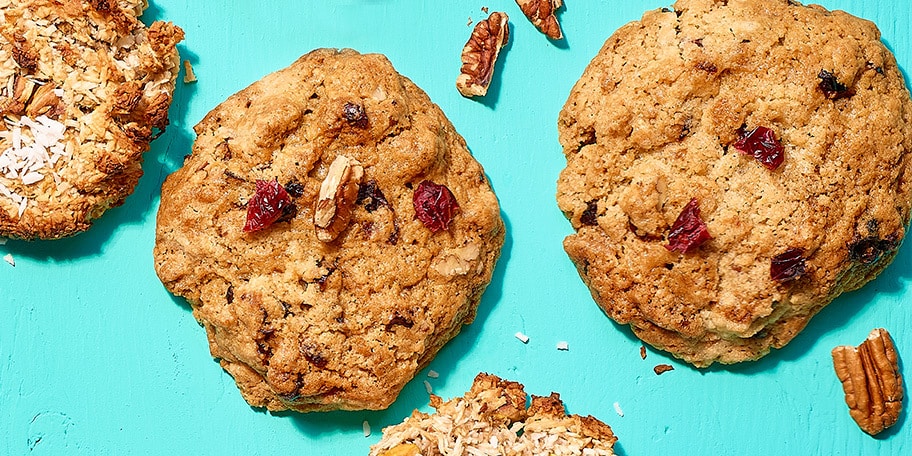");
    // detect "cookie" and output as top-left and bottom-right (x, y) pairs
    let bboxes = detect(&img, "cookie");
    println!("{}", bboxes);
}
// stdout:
(557, 0), (912, 366)
(0, 0), (183, 239)
(154, 49), (504, 412)
(370, 373), (618, 456)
